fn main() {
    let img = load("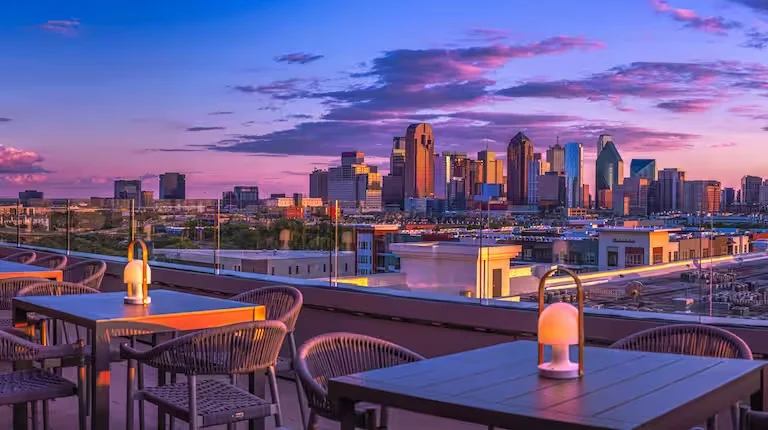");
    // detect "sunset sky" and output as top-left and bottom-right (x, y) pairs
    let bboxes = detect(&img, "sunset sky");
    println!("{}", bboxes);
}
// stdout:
(1, 0), (767, 198)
